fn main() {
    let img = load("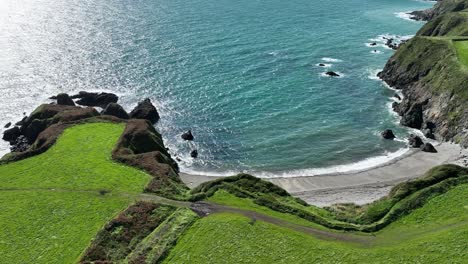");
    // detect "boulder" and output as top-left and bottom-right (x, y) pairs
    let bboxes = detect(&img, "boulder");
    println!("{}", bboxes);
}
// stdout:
(381, 129), (396, 140)
(129, 99), (160, 124)
(190, 149), (198, 158)
(318, 63), (326, 67)
(181, 130), (194, 141)
(72, 91), (118, 108)
(370, 42), (377, 46)
(423, 129), (435, 139)
(421, 143), (437, 153)
(4, 122), (11, 128)
(326, 71), (340, 77)
(408, 134), (423, 148)
(102, 103), (129, 119)
(400, 103), (423, 129)
(2, 126), (21, 142)
(22, 119), (48, 143)
(56, 93), (75, 106)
